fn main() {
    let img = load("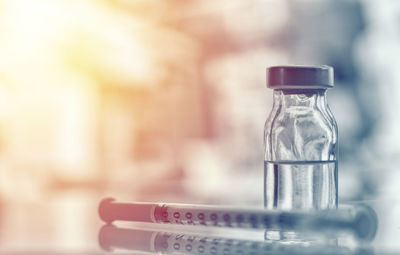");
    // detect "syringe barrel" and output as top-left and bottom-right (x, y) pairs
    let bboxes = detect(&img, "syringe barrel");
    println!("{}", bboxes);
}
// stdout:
(99, 198), (377, 241)
(153, 203), (282, 229)
(152, 203), (377, 241)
